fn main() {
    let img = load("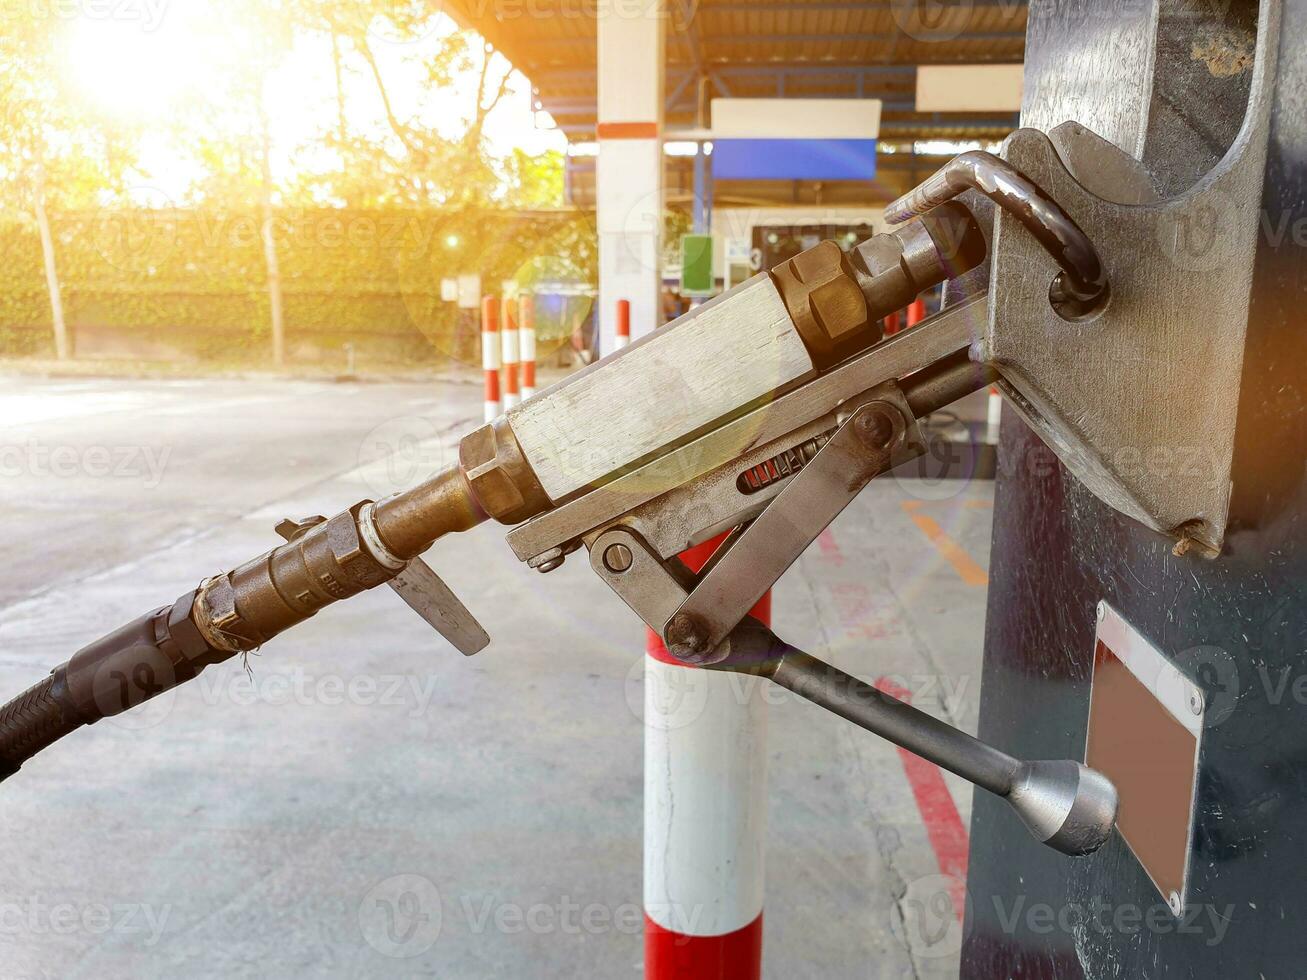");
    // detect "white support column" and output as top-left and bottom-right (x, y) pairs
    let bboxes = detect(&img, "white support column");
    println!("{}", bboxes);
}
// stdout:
(596, 0), (664, 356)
